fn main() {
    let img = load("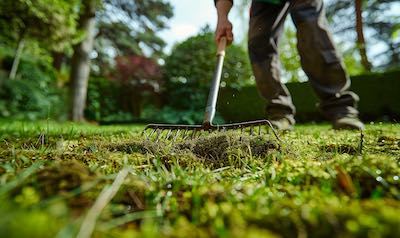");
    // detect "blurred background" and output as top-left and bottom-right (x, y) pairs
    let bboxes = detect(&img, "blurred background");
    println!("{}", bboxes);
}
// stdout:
(0, 0), (399, 125)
